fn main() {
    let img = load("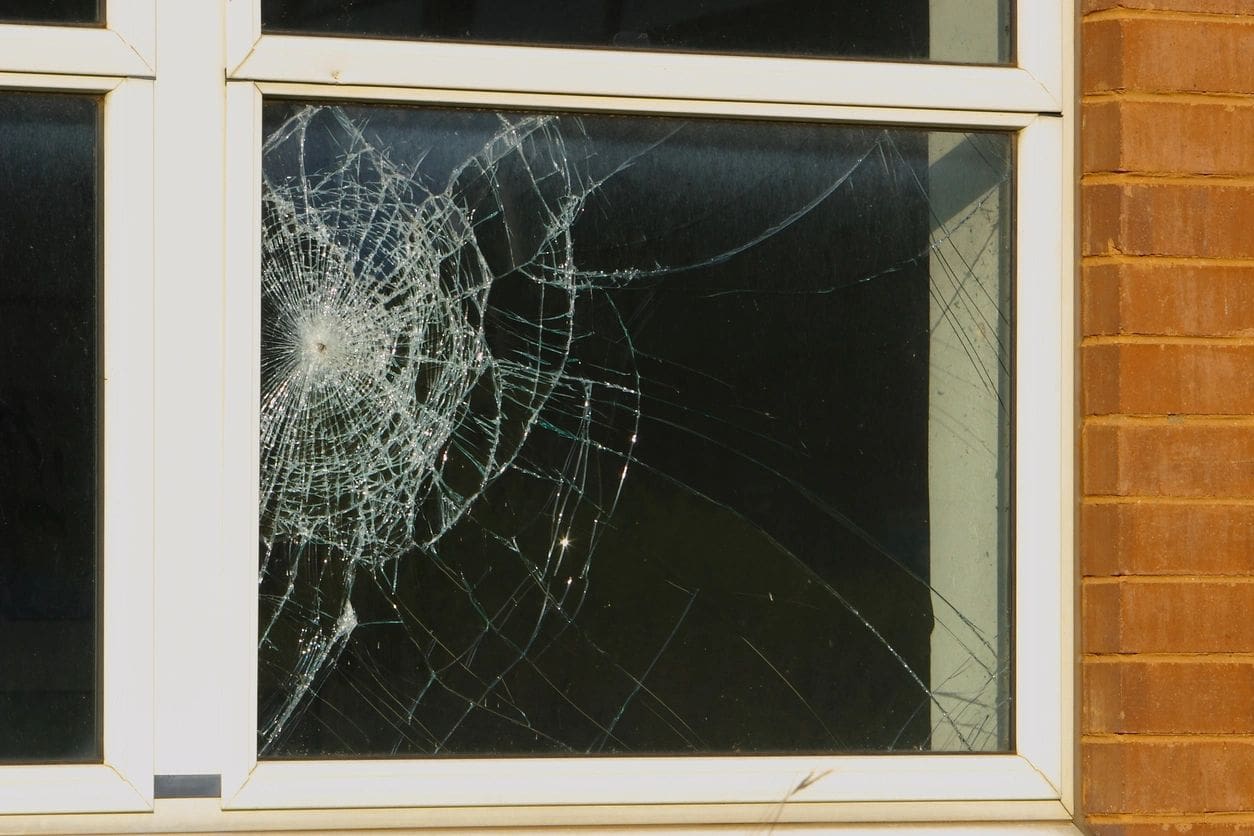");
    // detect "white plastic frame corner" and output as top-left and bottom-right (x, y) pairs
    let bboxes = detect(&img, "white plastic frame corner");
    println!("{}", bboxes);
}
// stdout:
(0, 0), (154, 78)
